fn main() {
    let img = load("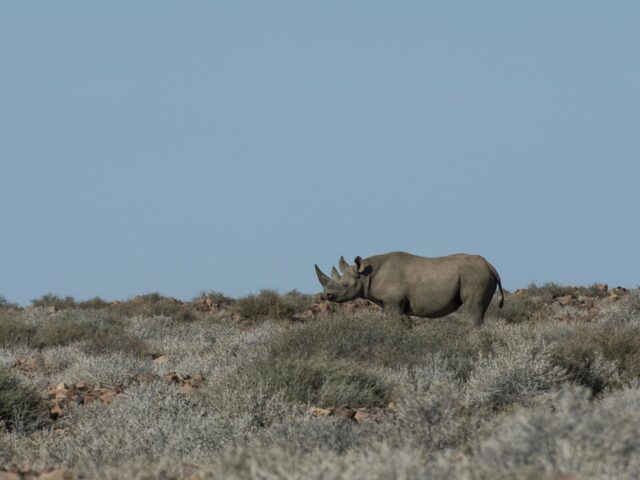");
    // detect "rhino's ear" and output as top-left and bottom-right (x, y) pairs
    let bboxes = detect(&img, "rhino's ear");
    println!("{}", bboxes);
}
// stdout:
(354, 256), (372, 276)
(315, 265), (330, 287)
(331, 266), (341, 281)
(338, 256), (351, 273)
